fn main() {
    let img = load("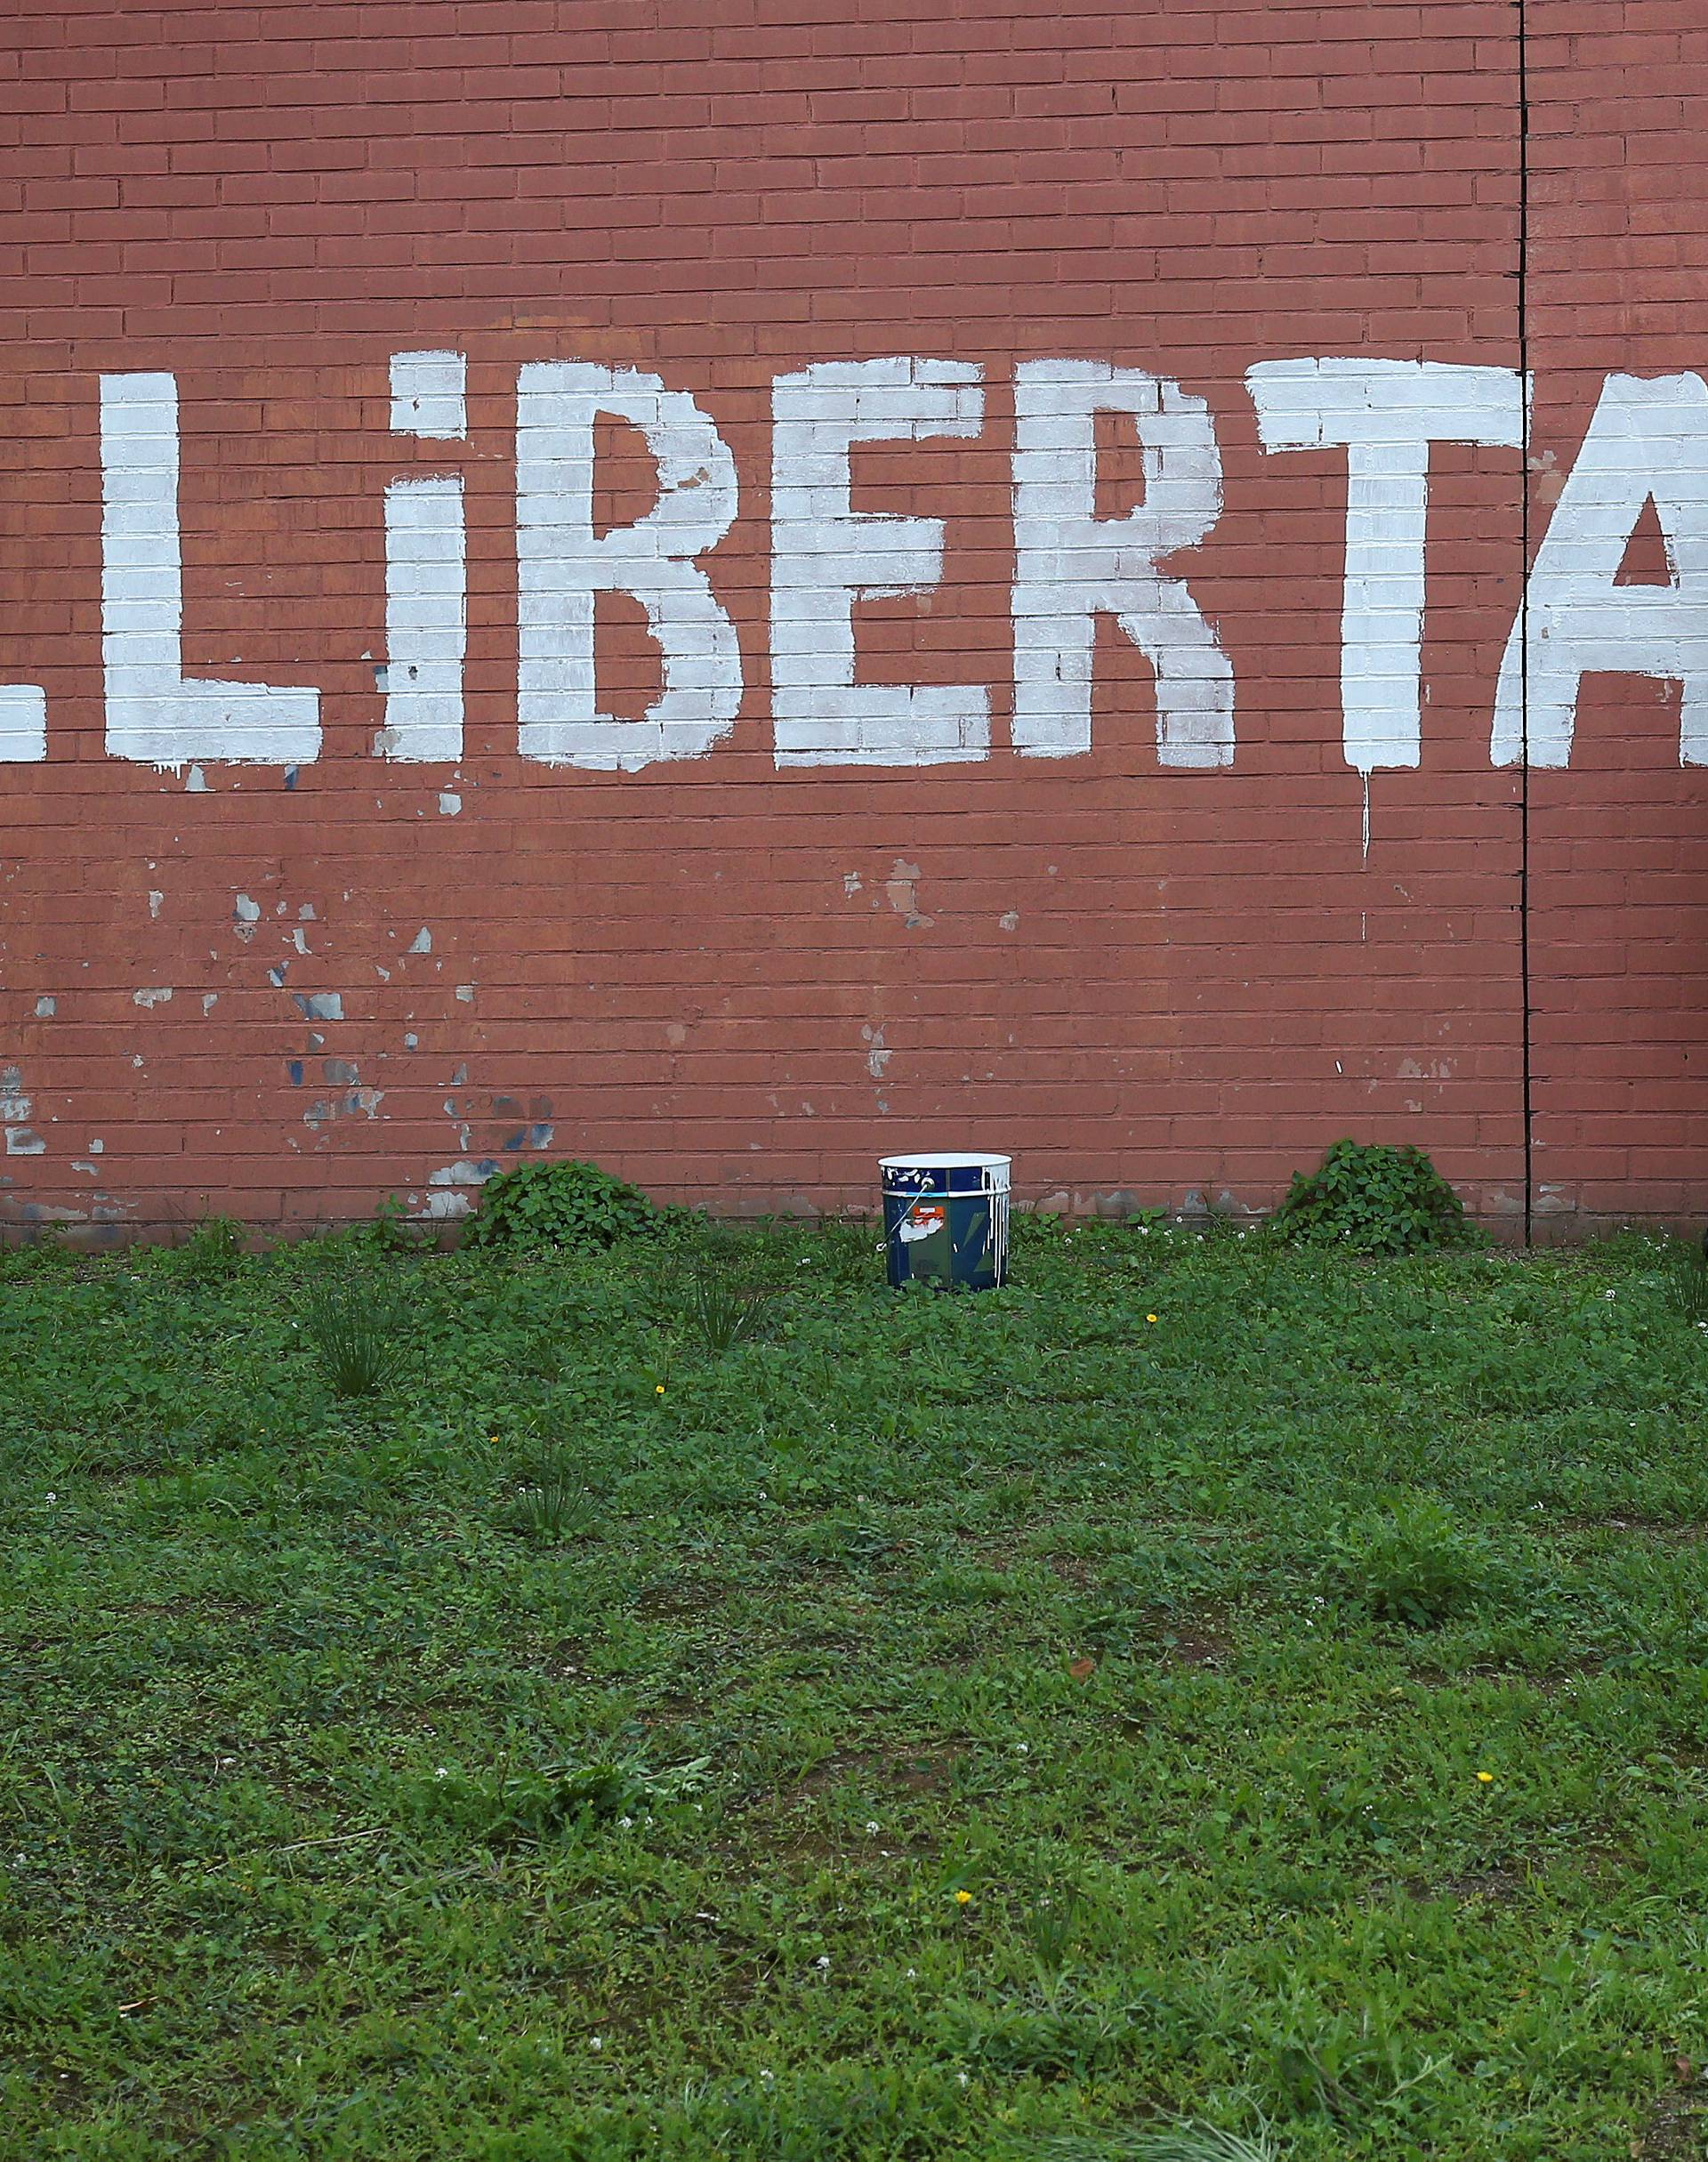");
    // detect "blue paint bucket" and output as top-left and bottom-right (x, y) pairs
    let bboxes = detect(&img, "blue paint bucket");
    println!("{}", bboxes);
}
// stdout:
(880, 1152), (1011, 1290)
